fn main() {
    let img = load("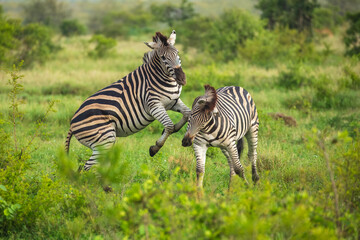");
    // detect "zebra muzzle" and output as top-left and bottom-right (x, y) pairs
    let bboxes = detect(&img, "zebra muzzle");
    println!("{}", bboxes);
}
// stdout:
(182, 134), (193, 147)
(174, 67), (186, 86)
